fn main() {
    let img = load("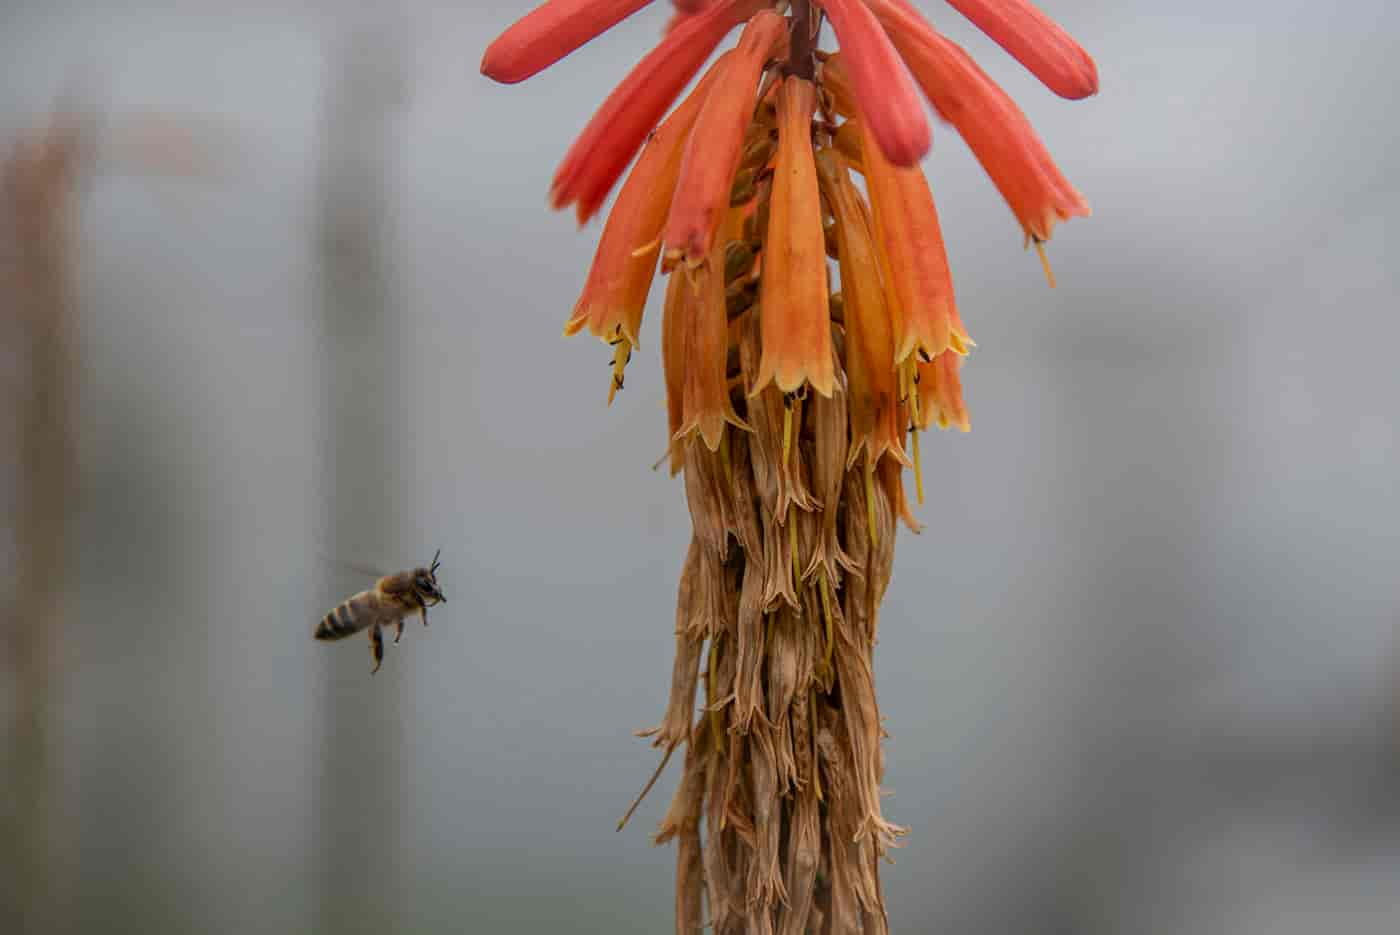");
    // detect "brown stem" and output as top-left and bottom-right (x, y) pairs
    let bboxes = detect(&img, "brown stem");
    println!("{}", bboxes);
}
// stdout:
(788, 0), (817, 81)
